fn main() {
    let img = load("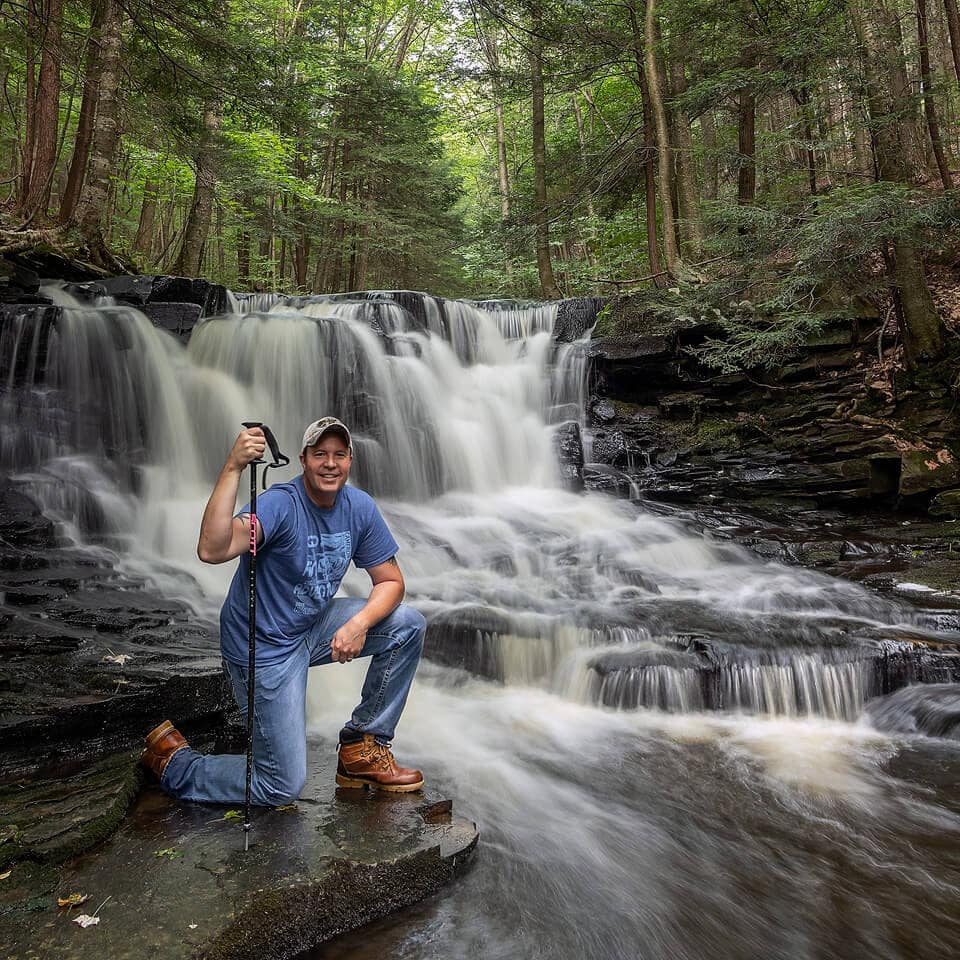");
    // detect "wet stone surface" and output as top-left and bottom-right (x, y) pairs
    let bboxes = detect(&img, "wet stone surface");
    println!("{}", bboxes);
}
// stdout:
(0, 742), (477, 959)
